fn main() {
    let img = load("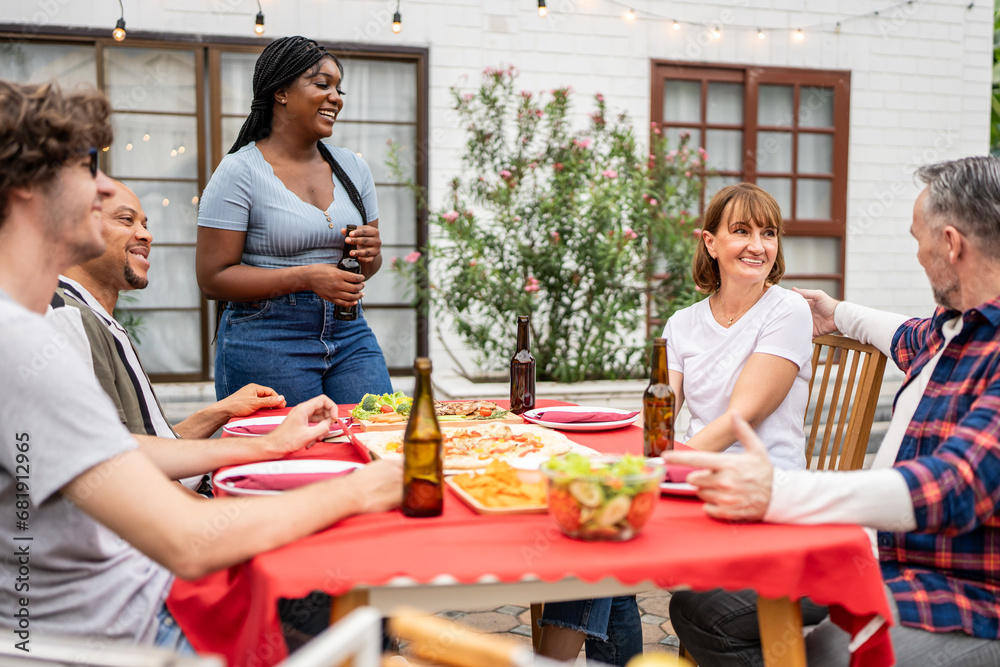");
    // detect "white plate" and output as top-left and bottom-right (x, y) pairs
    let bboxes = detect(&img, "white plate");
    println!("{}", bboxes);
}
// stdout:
(521, 406), (640, 432)
(660, 481), (699, 498)
(214, 459), (362, 496)
(222, 415), (343, 438)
